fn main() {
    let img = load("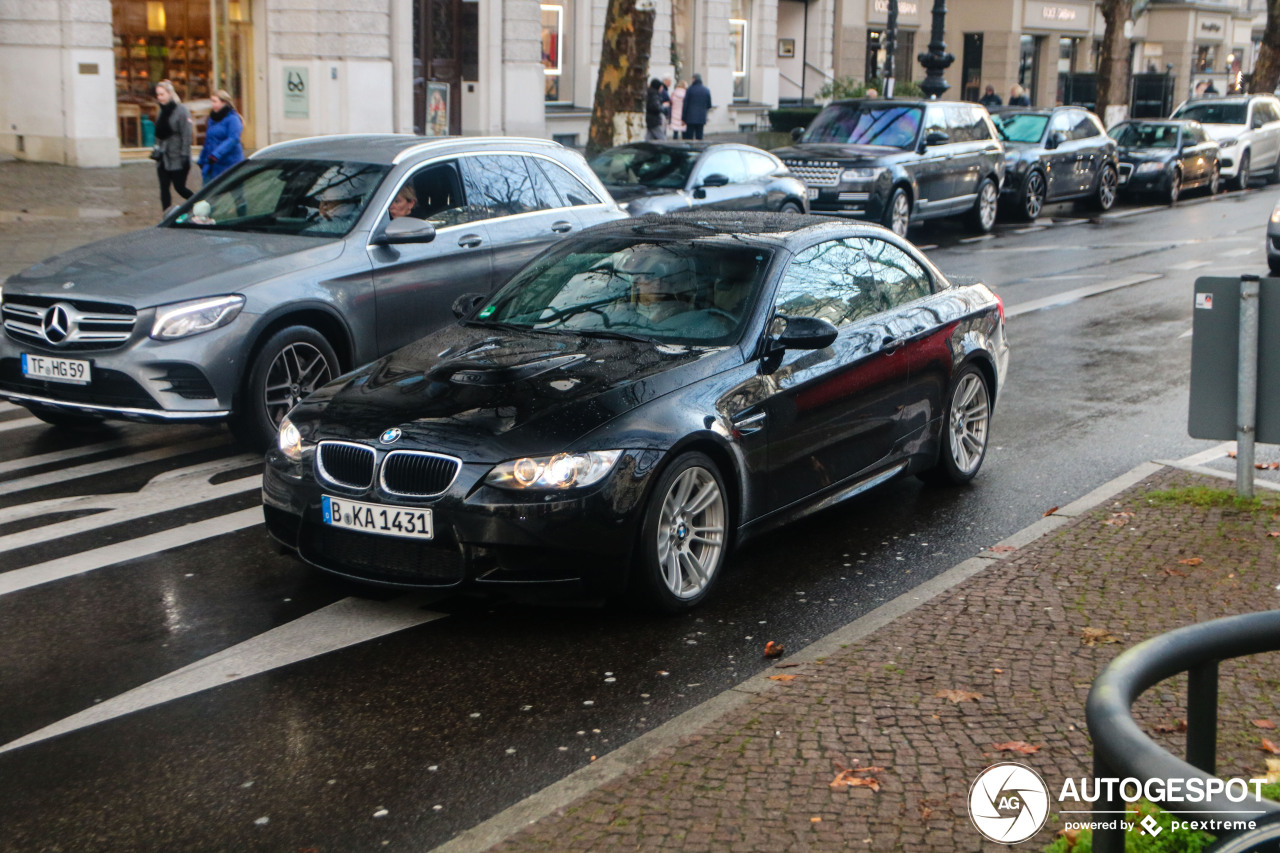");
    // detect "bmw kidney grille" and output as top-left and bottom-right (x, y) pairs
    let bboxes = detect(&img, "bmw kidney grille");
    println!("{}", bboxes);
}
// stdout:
(316, 441), (376, 490)
(381, 450), (461, 497)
